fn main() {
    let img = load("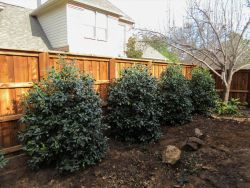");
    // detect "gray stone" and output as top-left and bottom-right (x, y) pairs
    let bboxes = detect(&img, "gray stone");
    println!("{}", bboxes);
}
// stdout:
(186, 142), (199, 150)
(181, 139), (198, 151)
(188, 137), (205, 145)
(181, 137), (205, 151)
(195, 128), (204, 139)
